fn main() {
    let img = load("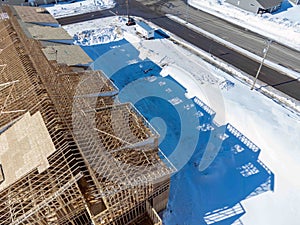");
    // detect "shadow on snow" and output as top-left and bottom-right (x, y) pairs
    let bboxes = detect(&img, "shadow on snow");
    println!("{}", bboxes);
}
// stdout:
(81, 40), (275, 225)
